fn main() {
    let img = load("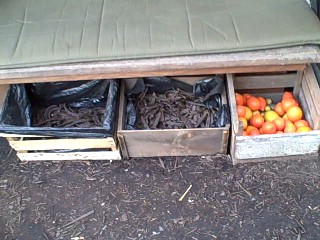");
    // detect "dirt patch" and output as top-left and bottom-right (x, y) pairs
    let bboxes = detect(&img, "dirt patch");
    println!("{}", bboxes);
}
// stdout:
(0, 138), (320, 240)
